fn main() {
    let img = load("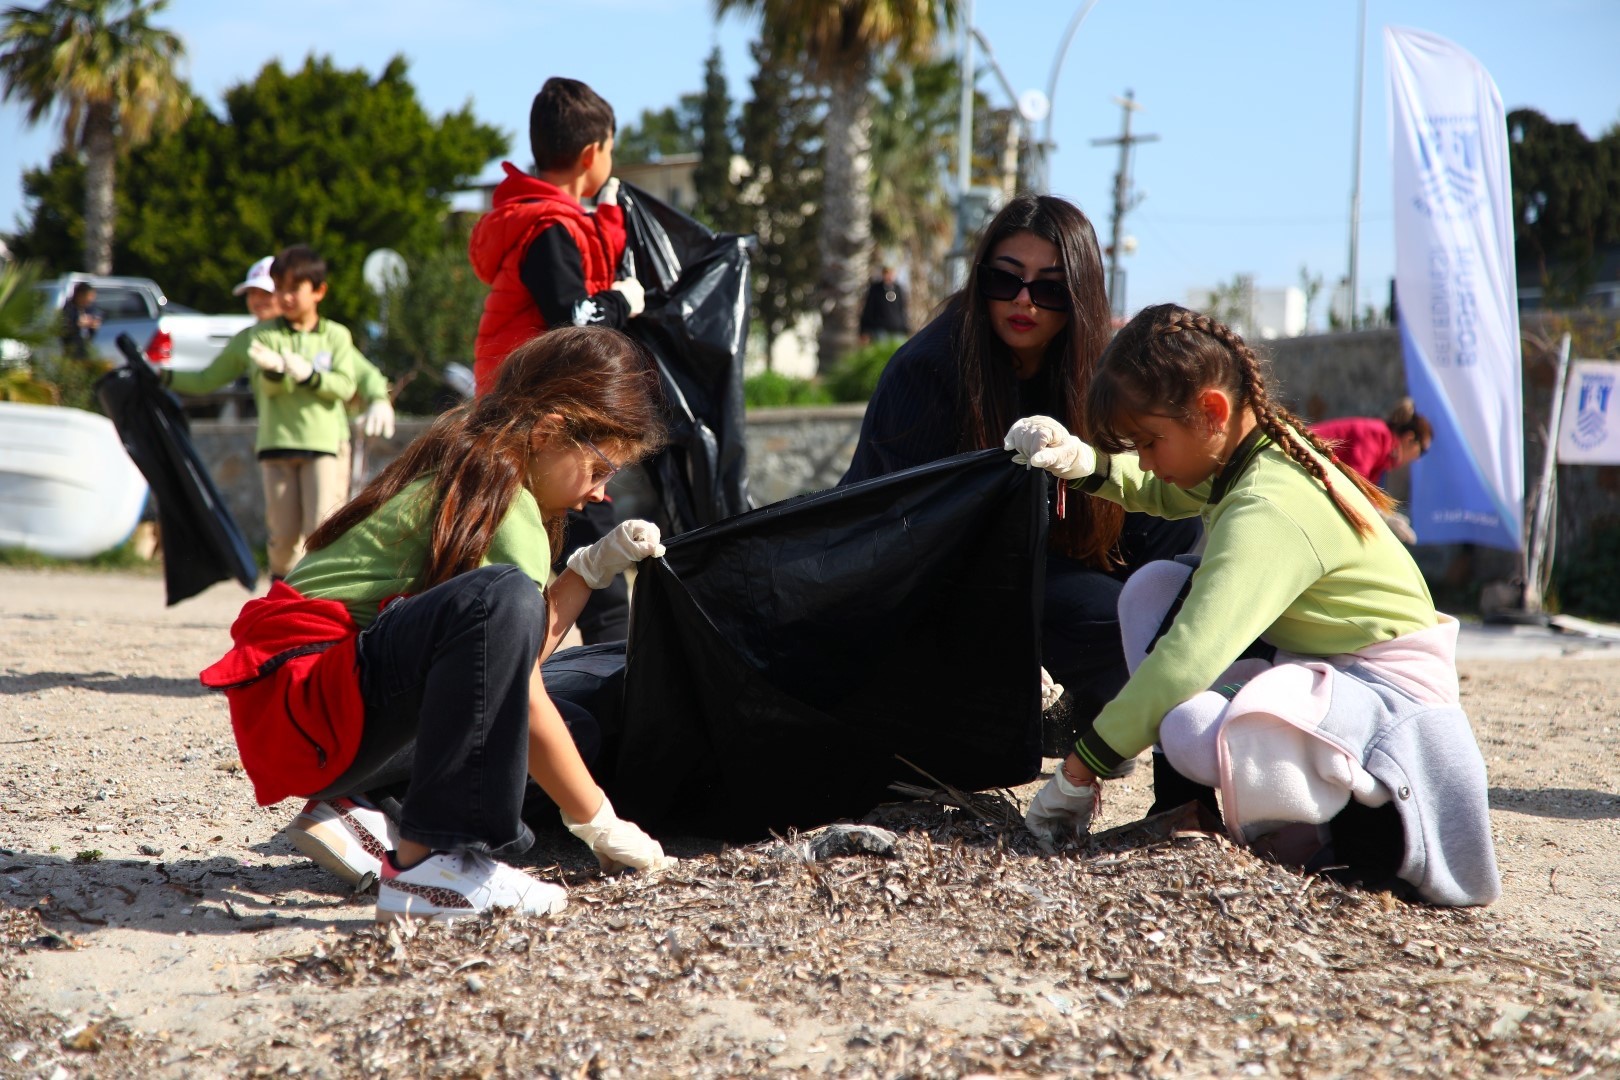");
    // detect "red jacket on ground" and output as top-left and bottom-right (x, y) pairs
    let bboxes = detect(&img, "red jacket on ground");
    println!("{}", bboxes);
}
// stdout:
(468, 162), (627, 395)
(199, 580), (364, 807)
(1311, 416), (1399, 486)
